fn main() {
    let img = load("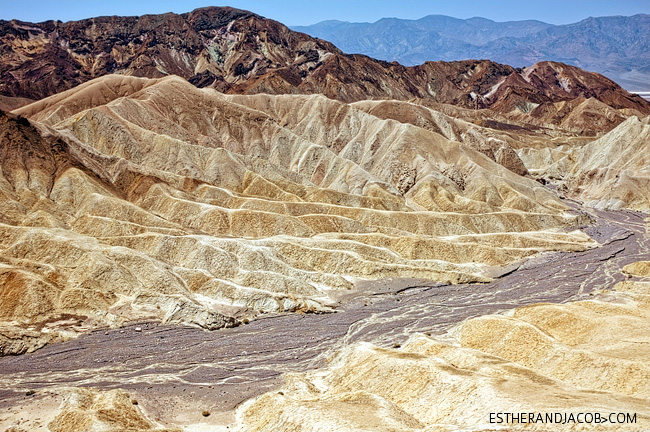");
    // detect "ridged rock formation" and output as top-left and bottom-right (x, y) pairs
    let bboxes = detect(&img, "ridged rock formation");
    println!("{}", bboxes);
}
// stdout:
(1, 6), (649, 432)
(521, 115), (650, 211)
(563, 116), (650, 211)
(46, 388), (180, 432)
(1, 7), (648, 132)
(0, 74), (595, 354)
(238, 258), (650, 431)
(351, 99), (530, 175)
